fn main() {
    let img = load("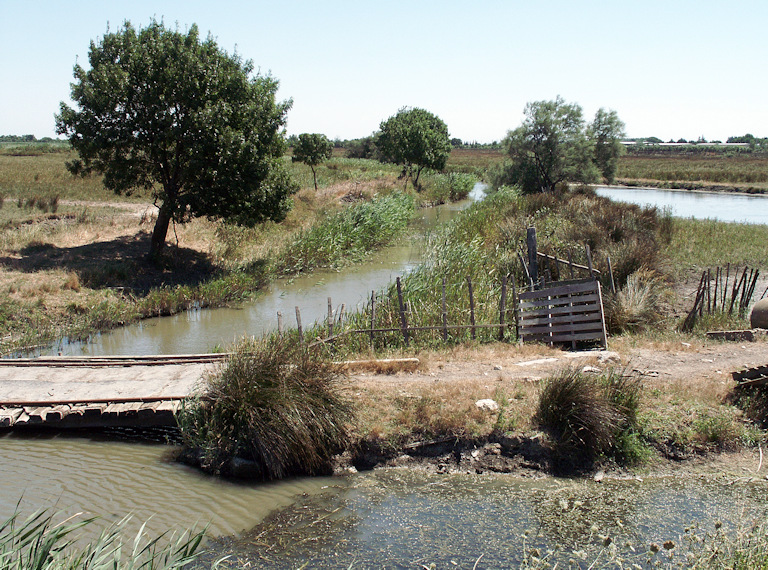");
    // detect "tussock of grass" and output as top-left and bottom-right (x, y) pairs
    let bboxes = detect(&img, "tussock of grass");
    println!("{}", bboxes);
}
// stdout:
(605, 268), (668, 334)
(536, 368), (643, 464)
(178, 337), (352, 479)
